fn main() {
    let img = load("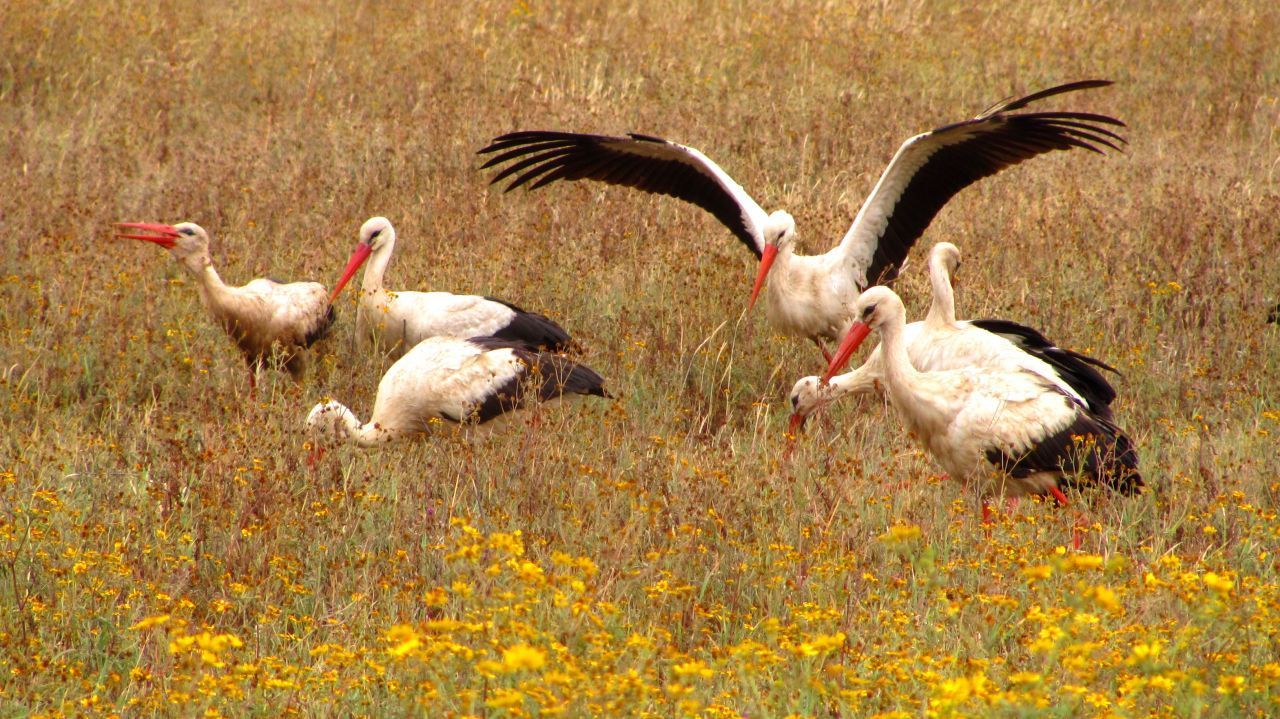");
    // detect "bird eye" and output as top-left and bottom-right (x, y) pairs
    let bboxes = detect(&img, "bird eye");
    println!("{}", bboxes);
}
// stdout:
(863, 304), (876, 318)
(370, 229), (382, 239)
(180, 228), (196, 236)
